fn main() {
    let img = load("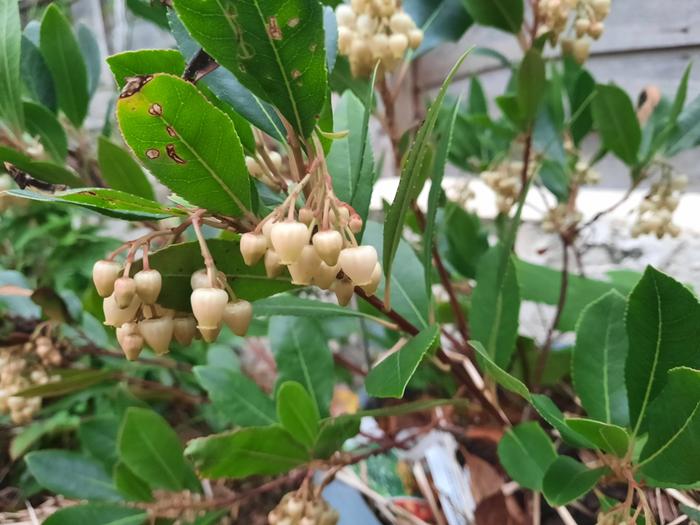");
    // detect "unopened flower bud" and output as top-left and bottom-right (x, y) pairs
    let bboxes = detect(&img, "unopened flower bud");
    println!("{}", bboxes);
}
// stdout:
(574, 18), (590, 37)
(588, 21), (604, 39)
(240, 232), (268, 266)
(223, 300), (253, 336)
(312, 230), (344, 266)
(265, 250), (284, 278)
(349, 215), (363, 234)
(289, 245), (322, 285)
(338, 245), (378, 286)
(198, 326), (221, 343)
(572, 38), (591, 64)
(334, 278), (355, 306)
(134, 269), (162, 305)
(117, 322), (144, 360)
(139, 317), (174, 355)
(92, 260), (122, 297)
(408, 29), (423, 49)
(103, 293), (141, 327)
(113, 277), (137, 309)
(390, 12), (414, 34)
(336, 4), (356, 27)
(270, 221), (311, 264)
(190, 269), (226, 290)
(191, 287), (228, 329)
(245, 155), (263, 176)
(314, 262), (341, 290)
(173, 316), (197, 345)
(388, 33), (408, 58)
(361, 263), (382, 296)
(269, 151), (283, 171)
